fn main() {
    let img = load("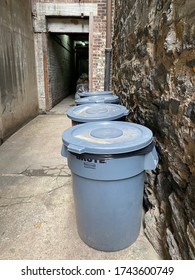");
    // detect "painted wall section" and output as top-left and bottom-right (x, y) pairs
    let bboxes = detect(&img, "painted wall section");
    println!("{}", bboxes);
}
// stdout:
(0, 0), (38, 143)
(112, 0), (195, 259)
